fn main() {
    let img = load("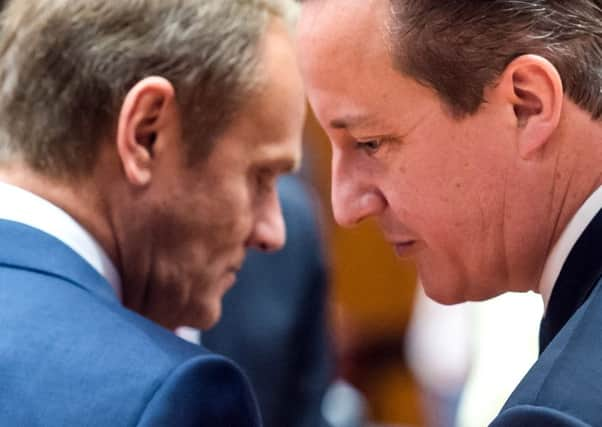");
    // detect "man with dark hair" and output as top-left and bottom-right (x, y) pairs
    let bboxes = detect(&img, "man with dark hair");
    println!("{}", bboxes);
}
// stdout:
(298, 0), (602, 425)
(0, 0), (305, 425)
